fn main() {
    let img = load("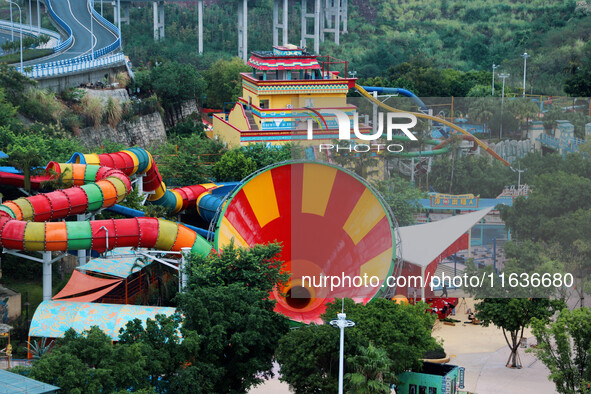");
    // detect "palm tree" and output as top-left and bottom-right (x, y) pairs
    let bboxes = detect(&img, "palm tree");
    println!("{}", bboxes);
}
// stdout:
(468, 98), (493, 138)
(345, 343), (396, 394)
